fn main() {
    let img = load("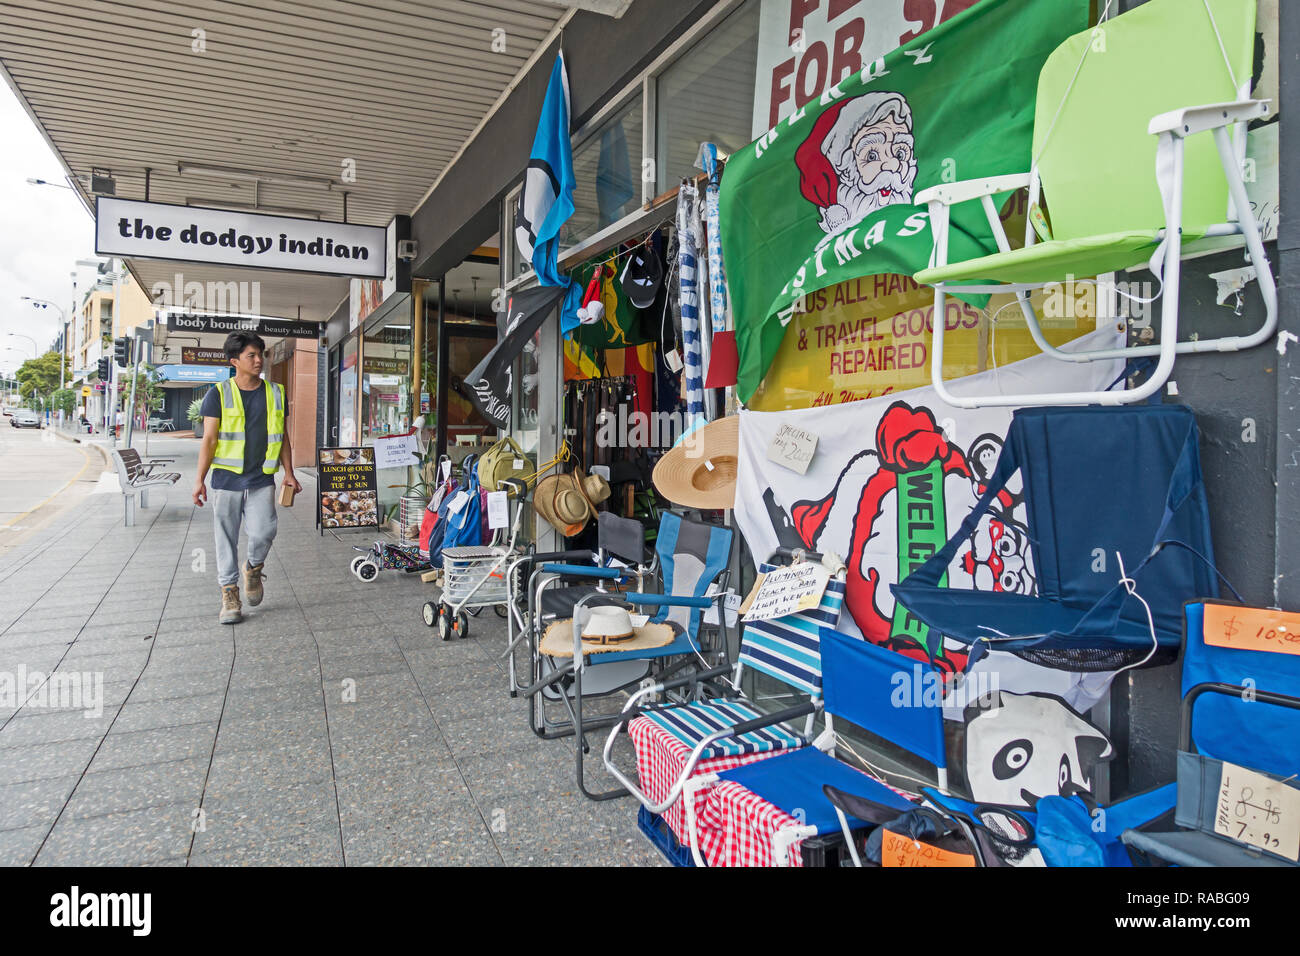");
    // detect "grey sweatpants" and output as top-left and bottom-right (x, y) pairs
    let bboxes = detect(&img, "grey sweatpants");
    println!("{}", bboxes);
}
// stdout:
(213, 485), (278, 587)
